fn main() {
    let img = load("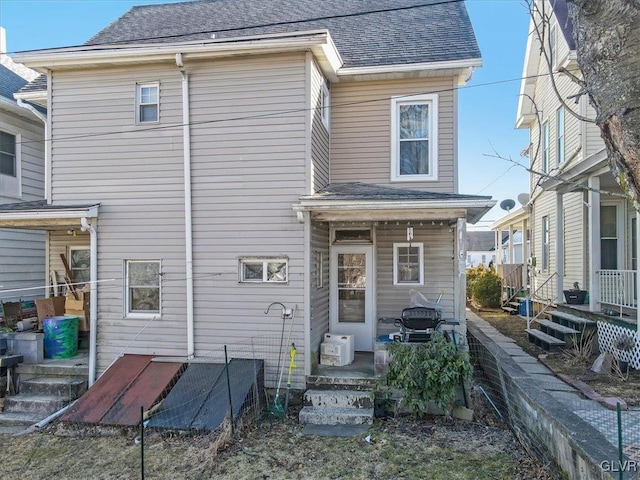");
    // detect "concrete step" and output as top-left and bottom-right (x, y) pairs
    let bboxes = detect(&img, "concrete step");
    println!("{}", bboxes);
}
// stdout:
(548, 310), (596, 331)
(501, 306), (517, 315)
(299, 406), (374, 426)
(306, 375), (377, 390)
(526, 329), (565, 351)
(20, 376), (87, 398)
(538, 319), (580, 343)
(304, 389), (374, 409)
(3, 394), (68, 415)
(0, 411), (43, 427)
